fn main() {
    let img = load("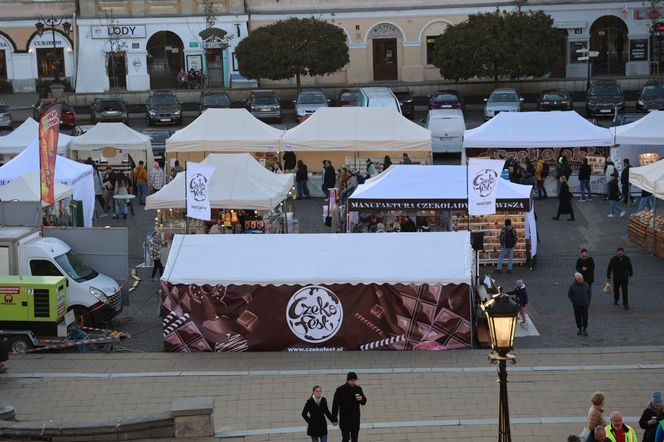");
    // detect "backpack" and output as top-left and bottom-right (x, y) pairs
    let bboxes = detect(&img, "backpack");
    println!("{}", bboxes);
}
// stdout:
(541, 162), (550, 178)
(503, 227), (517, 248)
